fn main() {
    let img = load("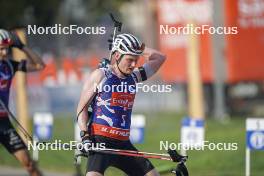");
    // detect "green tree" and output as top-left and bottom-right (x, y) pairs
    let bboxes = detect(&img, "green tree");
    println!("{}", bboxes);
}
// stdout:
(0, 0), (62, 28)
